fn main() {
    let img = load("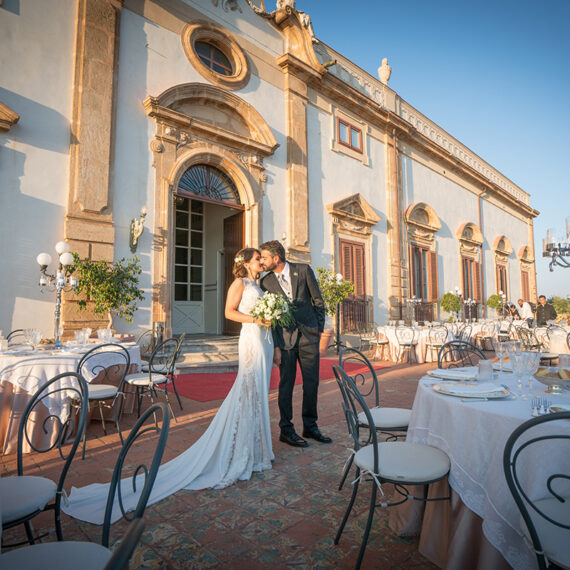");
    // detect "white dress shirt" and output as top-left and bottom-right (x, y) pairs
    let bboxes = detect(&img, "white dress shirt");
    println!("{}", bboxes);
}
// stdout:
(275, 262), (292, 300)
(519, 302), (534, 320)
